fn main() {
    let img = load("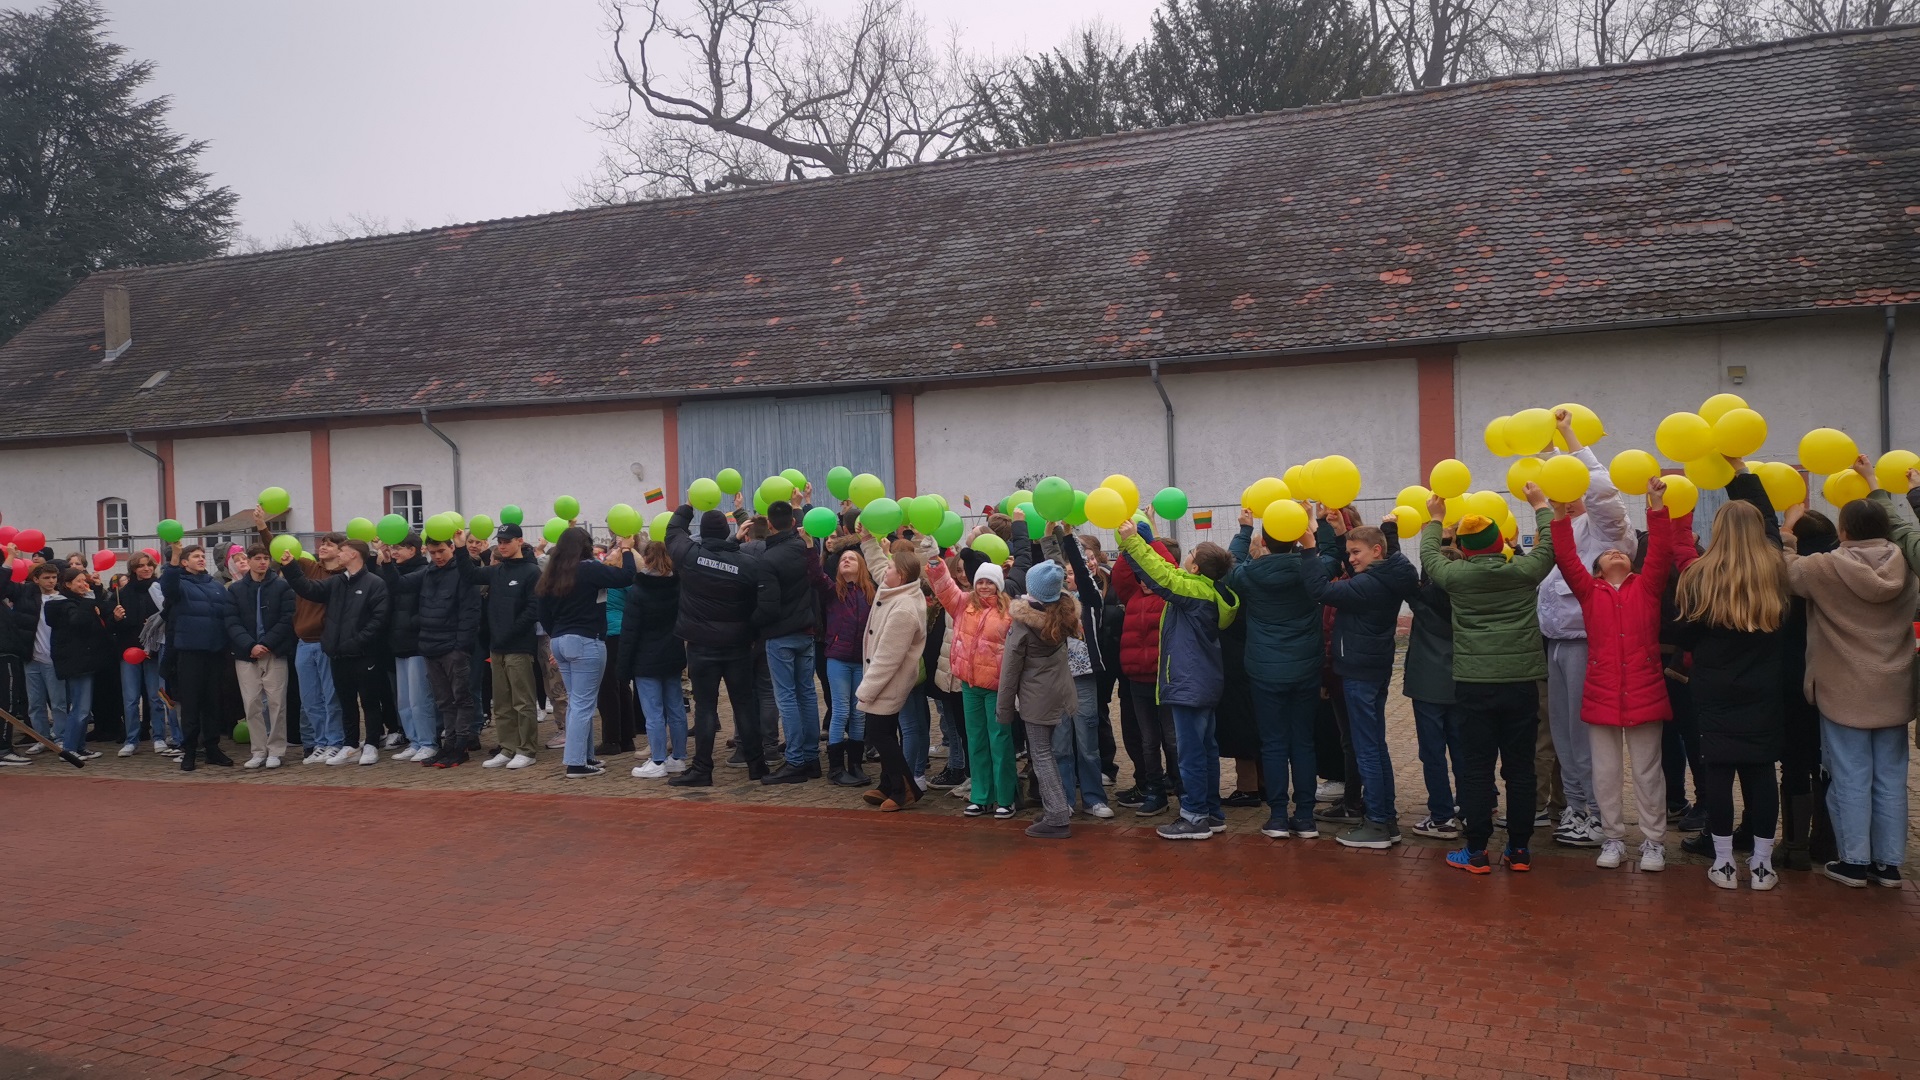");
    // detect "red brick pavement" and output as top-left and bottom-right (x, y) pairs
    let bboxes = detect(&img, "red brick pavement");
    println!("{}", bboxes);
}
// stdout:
(6, 776), (1919, 1080)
